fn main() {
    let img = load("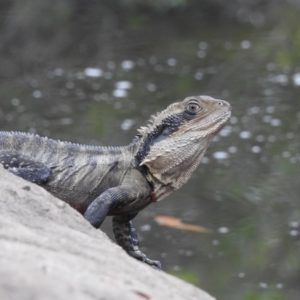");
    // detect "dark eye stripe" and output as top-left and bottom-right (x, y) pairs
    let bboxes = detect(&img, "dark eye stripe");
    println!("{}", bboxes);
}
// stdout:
(135, 112), (185, 167)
